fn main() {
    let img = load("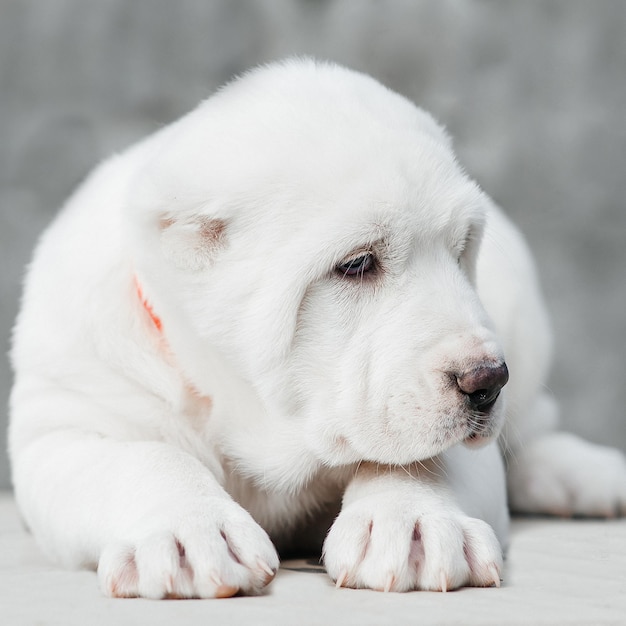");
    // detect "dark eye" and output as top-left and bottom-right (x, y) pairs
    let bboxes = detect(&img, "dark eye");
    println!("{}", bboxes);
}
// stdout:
(336, 253), (375, 278)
